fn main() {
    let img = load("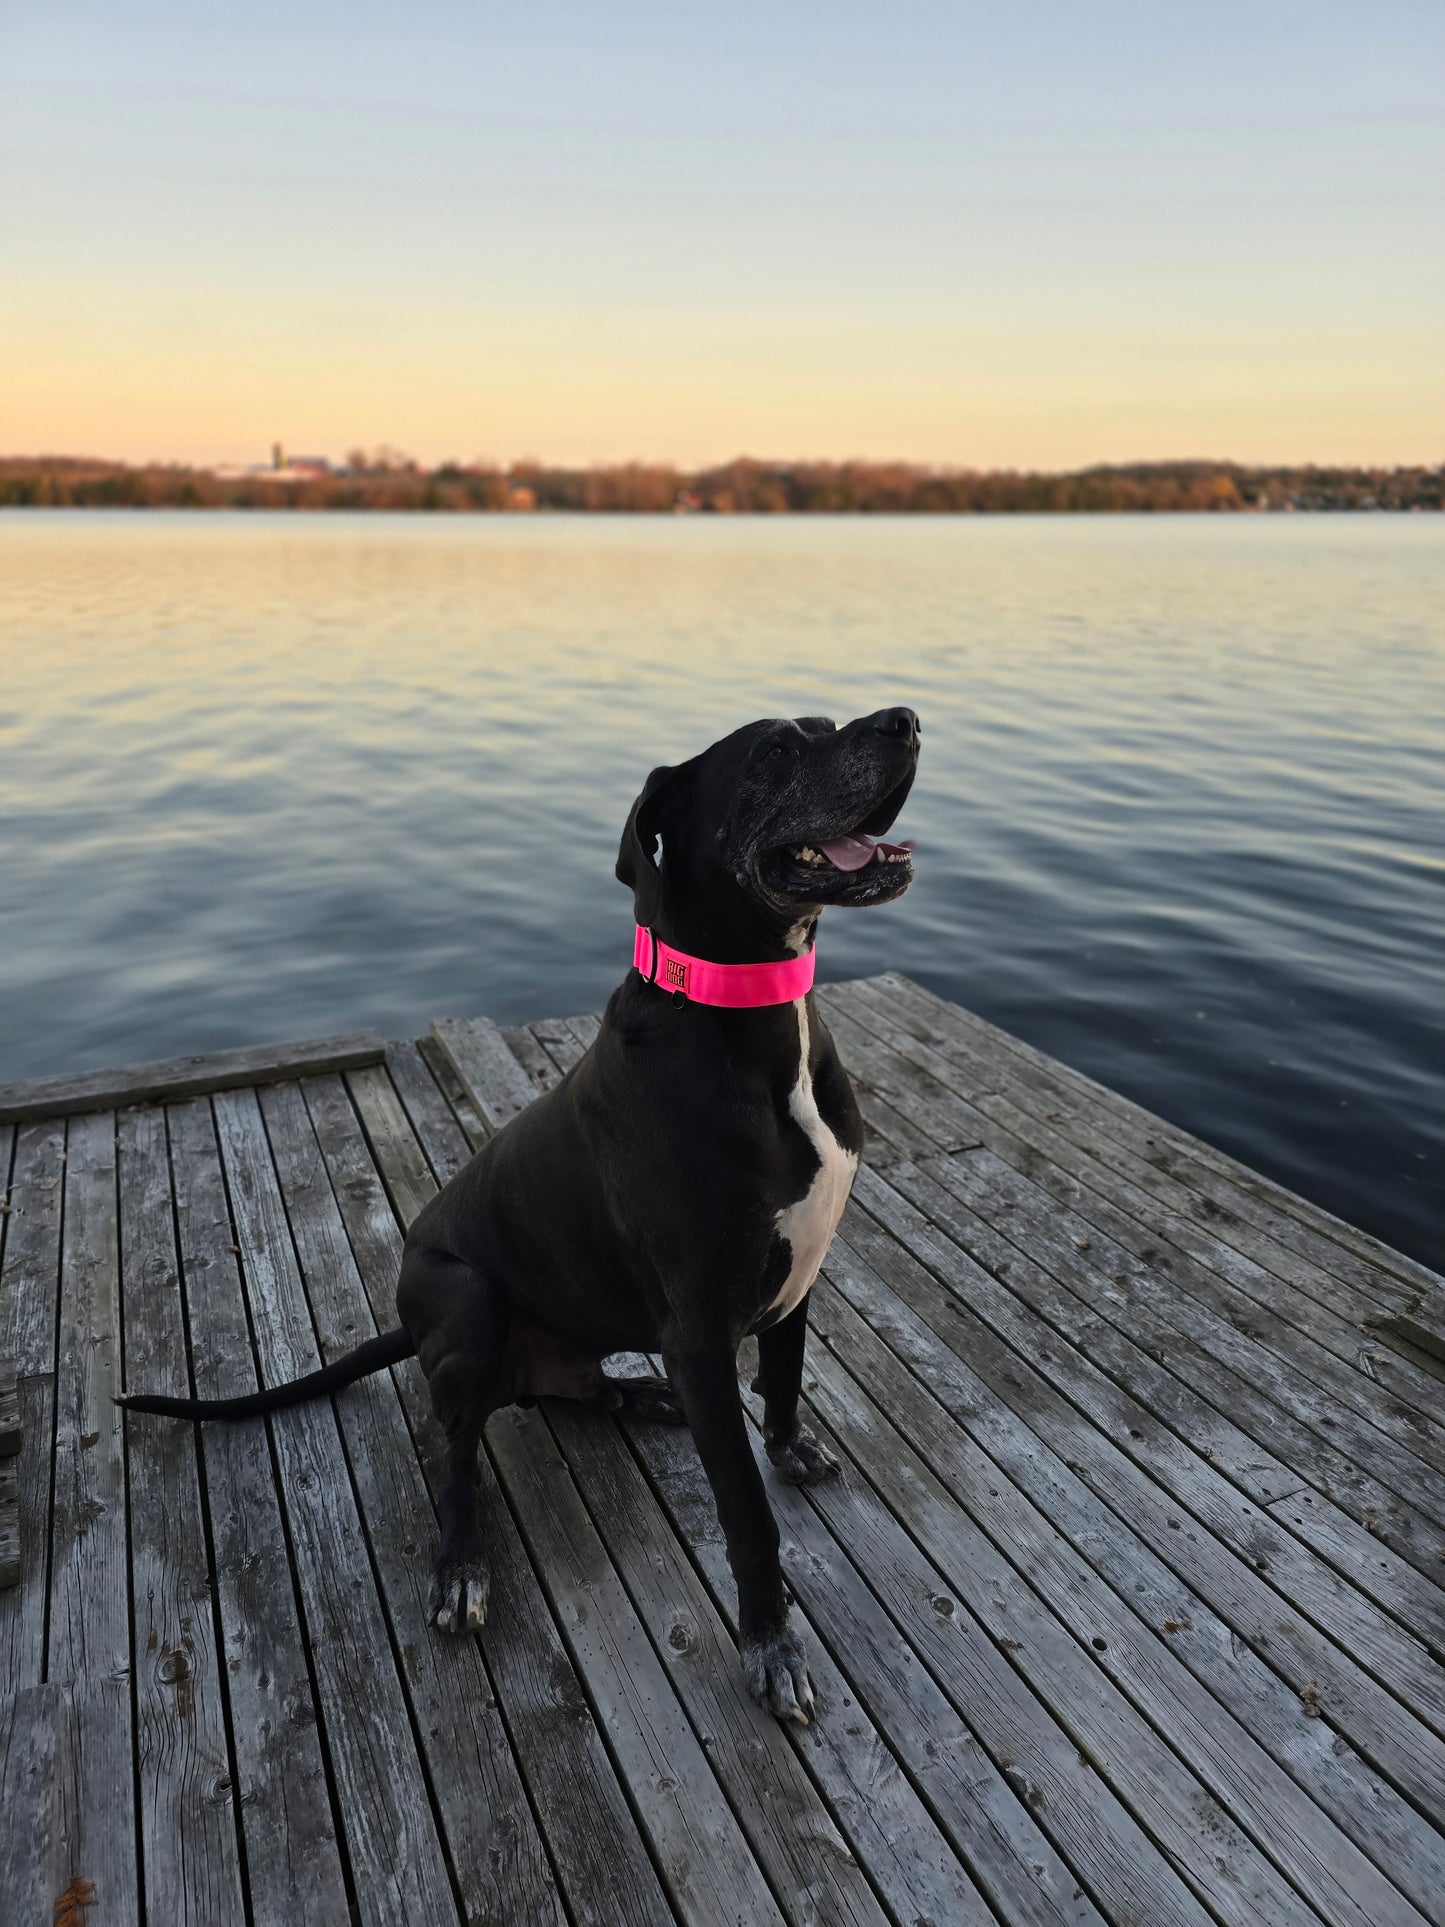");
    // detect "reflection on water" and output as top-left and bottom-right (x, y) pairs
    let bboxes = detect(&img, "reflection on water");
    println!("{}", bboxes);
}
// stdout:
(1, 511), (1440, 1263)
